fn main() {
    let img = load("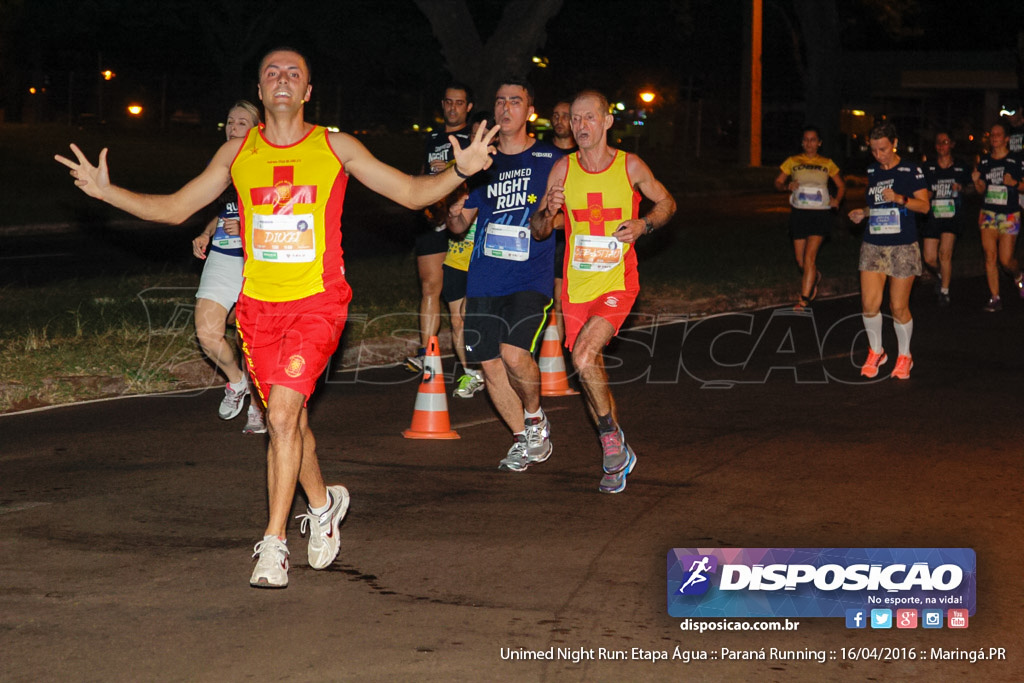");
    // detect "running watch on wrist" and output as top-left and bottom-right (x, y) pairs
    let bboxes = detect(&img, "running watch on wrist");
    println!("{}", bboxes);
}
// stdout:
(643, 217), (654, 235)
